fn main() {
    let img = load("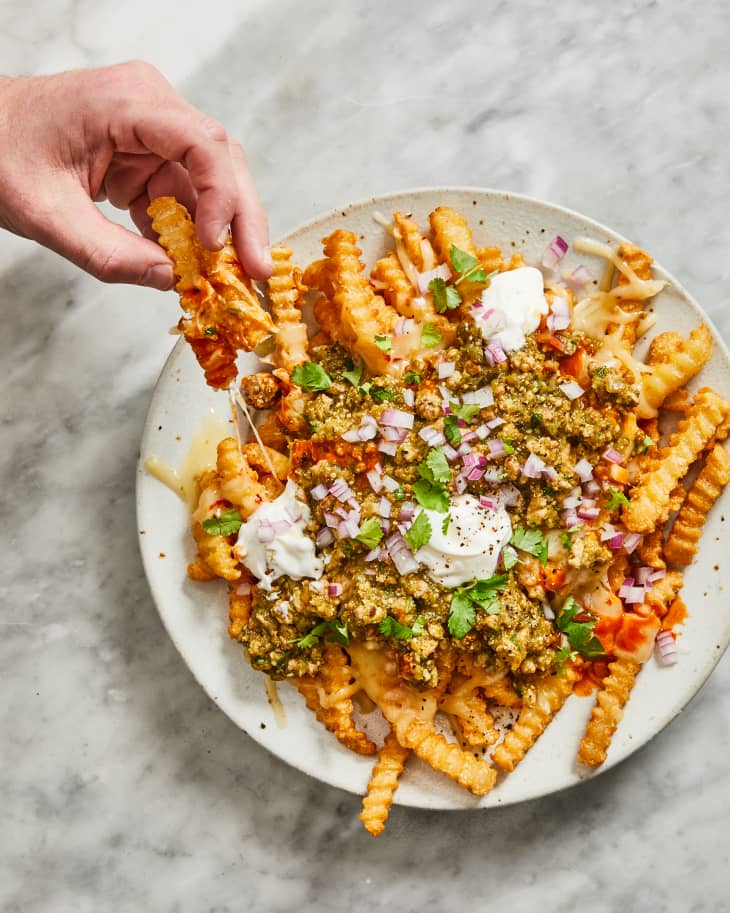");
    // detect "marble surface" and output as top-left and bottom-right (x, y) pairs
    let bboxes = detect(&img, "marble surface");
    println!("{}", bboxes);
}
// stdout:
(2, 1), (730, 910)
